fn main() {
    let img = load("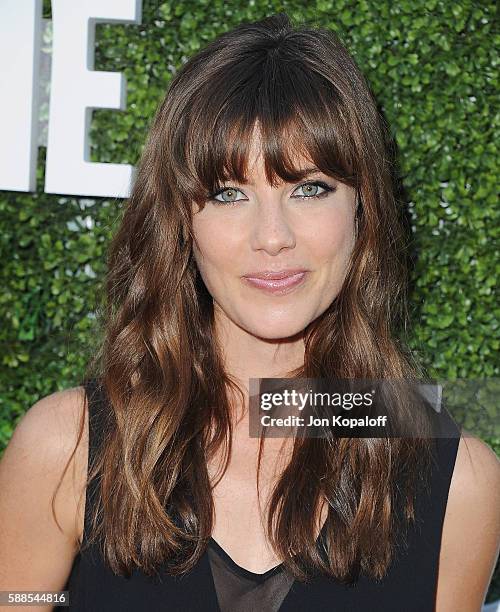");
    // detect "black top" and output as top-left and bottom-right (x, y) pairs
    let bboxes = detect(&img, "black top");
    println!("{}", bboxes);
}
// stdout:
(60, 377), (461, 611)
